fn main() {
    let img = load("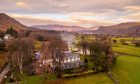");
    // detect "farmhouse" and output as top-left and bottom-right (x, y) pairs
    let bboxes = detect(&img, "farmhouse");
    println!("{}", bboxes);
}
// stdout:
(60, 51), (84, 70)
(31, 50), (84, 74)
